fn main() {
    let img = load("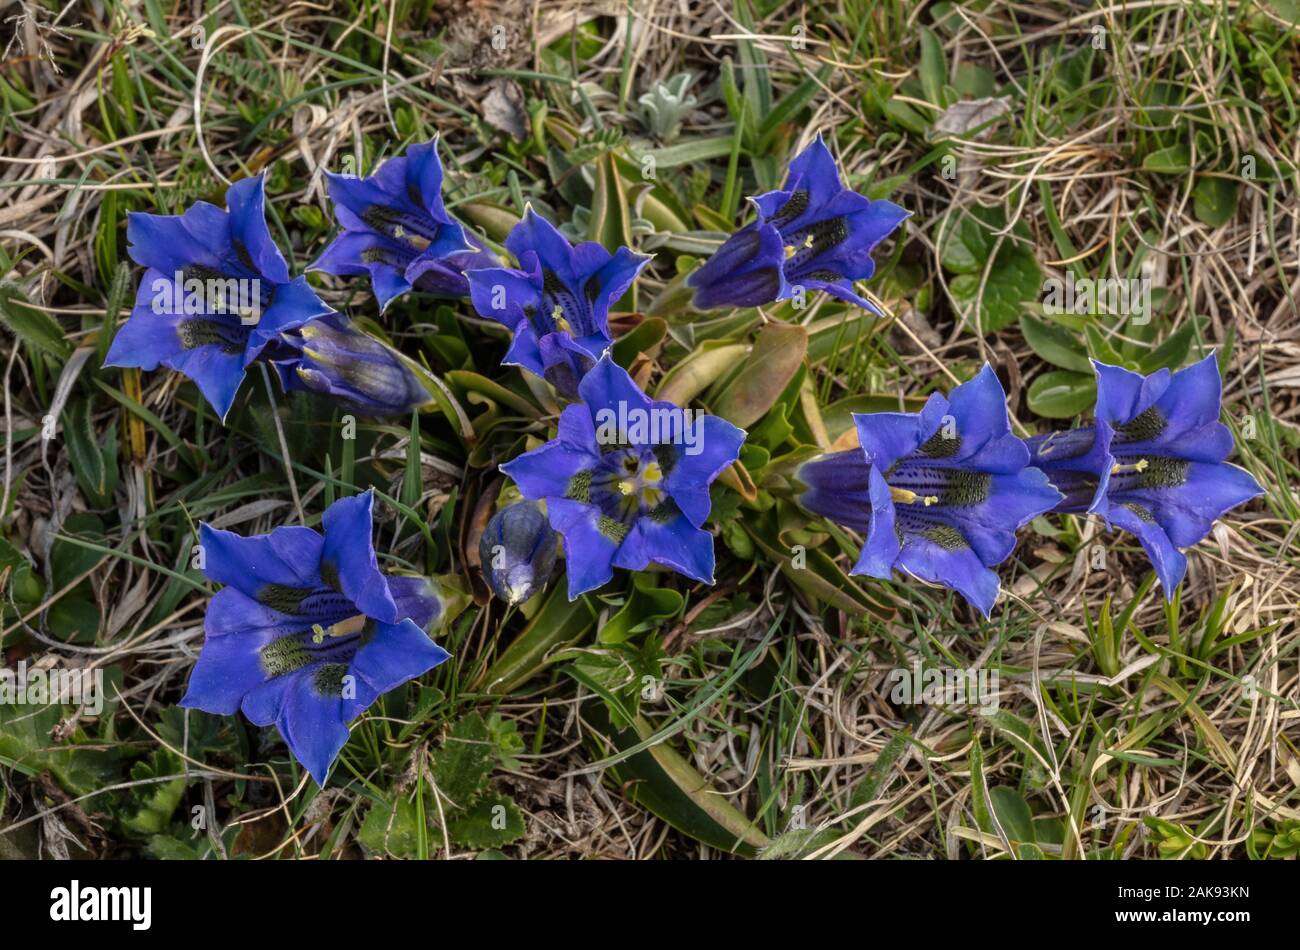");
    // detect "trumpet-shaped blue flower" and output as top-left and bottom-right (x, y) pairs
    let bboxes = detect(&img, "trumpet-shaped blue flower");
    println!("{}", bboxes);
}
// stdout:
(311, 137), (498, 309)
(181, 490), (451, 785)
(479, 501), (560, 605)
(1026, 354), (1263, 597)
(105, 174), (333, 420)
(272, 314), (431, 416)
(500, 355), (745, 598)
(688, 134), (908, 314)
(804, 365), (1061, 617)
(466, 207), (651, 399)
